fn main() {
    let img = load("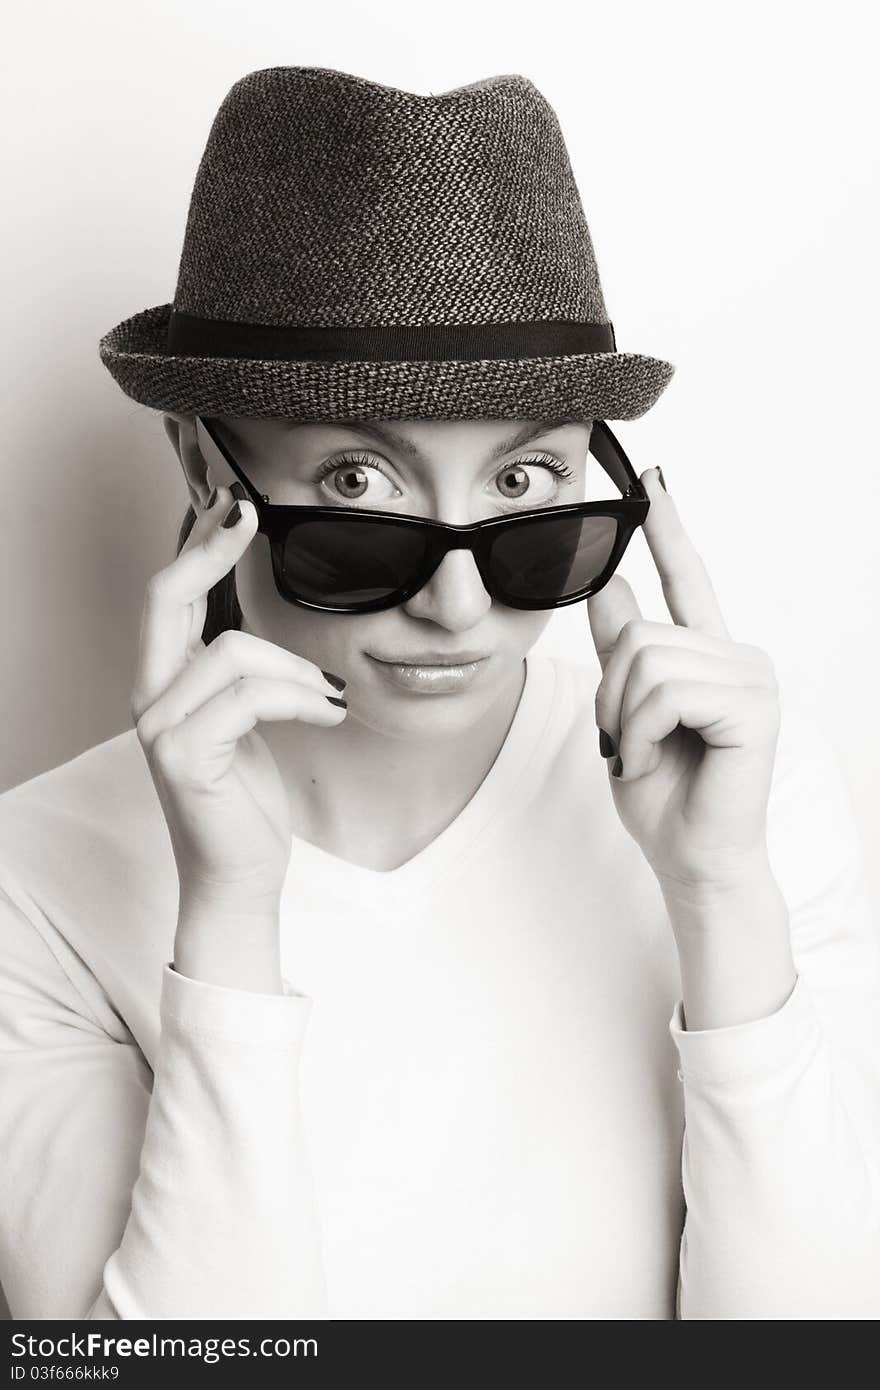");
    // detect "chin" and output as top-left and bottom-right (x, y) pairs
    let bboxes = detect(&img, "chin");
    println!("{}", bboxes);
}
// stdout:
(351, 678), (497, 740)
